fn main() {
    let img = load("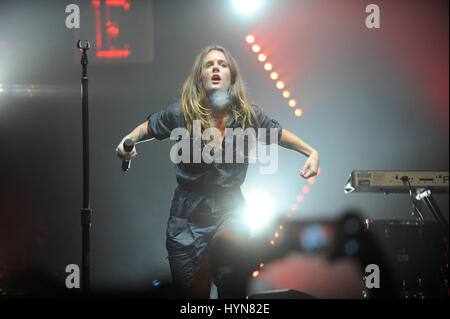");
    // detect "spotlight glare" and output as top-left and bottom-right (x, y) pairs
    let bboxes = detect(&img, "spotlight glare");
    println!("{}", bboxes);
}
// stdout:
(252, 44), (261, 53)
(264, 63), (272, 71)
(258, 53), (267, 62)
(252, 270), (260, 277)
(276, 81), (285, 89)
(270, 72), (278, 80)
(302, 185), (310, 193)
(246, 35), (255, 43)
(233, 0), (263, 15)
(288, 99), (296, 107)
(243, 191), (276, 235)
(294, 108), (303, 117)
(282, 90), (290, 98)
